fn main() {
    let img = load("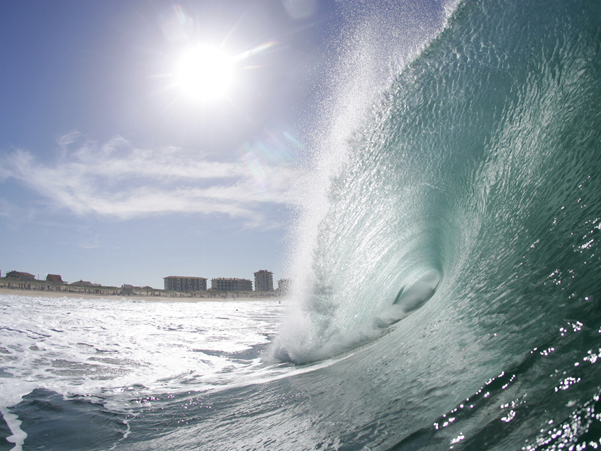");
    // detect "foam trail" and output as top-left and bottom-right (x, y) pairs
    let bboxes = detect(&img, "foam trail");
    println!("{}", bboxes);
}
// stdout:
(0, 407), (26, 451)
